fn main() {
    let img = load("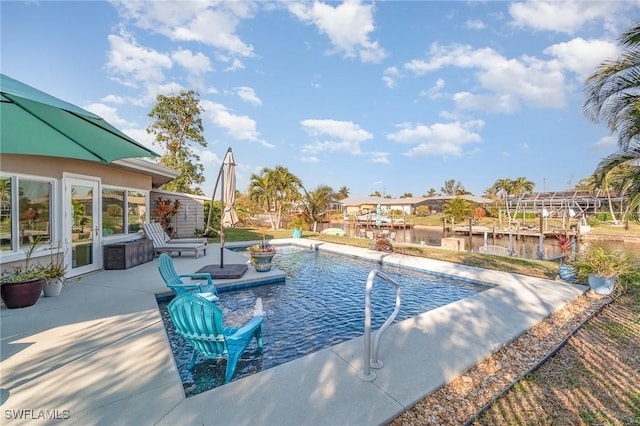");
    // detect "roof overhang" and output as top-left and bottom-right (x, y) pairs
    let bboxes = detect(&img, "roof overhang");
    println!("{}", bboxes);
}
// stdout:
(112, 158), (179, 188)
